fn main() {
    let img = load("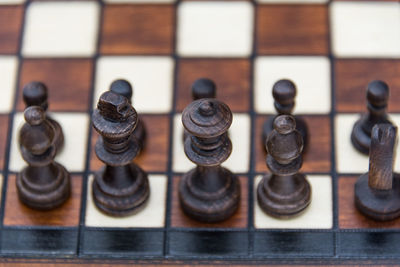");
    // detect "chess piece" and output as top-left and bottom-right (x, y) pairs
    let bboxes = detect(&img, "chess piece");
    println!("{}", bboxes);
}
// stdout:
(262, 79), (308, 152)
(351, 80), (393, 155)
(354, 124), (400, 221)
(23, 81), (64, 153)
(179, 98), (240, 222)
(16, 106), (70, 210)
(183, 78), (217, 142)
(110, 79), (146, 152)
(192, 78), (216, 100)
(92, 91), (149, 216)
(257, 115), (311, 218)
